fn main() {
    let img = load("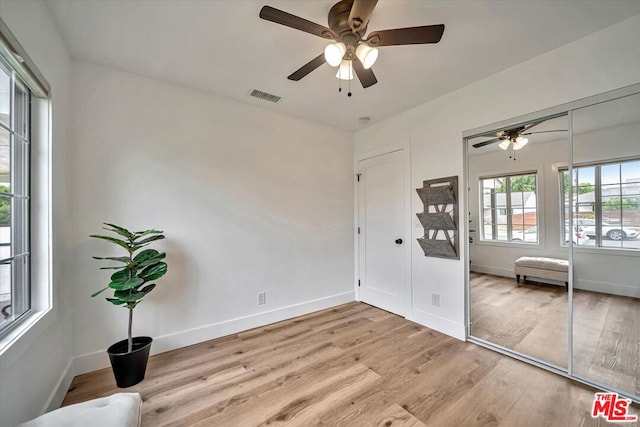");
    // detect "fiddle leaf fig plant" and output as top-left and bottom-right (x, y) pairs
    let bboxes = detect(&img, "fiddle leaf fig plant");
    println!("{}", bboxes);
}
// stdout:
(91, 223), (167, 353)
